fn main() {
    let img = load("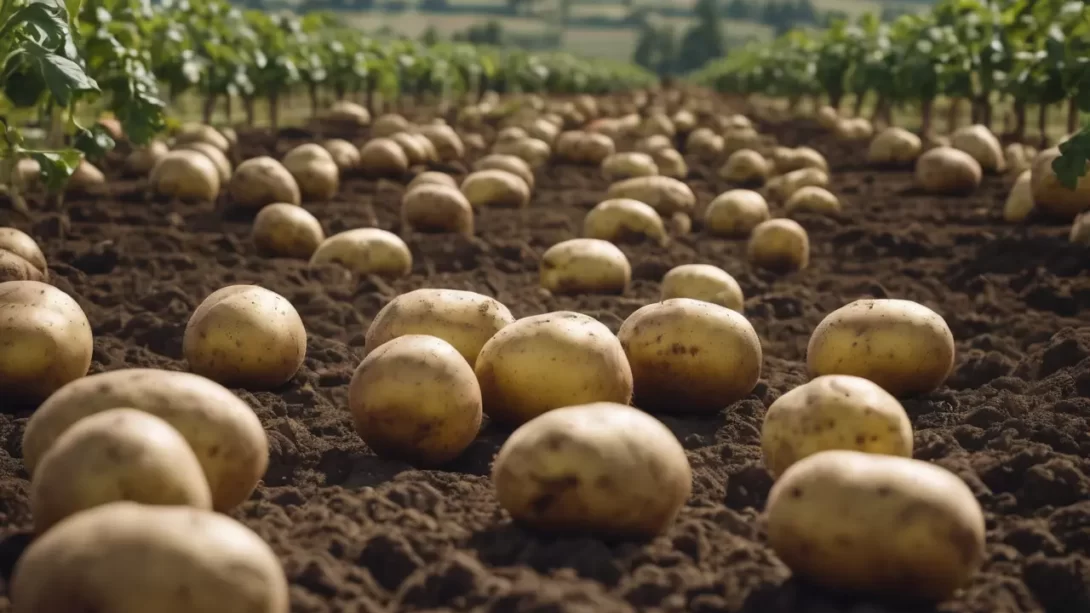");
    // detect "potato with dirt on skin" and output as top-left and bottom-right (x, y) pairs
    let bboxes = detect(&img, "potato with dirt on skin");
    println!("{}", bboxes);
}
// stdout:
(310, 227), (412, 278)
(417, 124), (466, 161)
(636, 134), (673, 155)
(124, 140), (169, 176)
(951, 124), (1005, 173)
(407, 171), (457, 191)
(174, 123), (231, 152)
(1069, 212), (1090, 246)
(176, 141), (232, 184)
(184, 285), (307, 390)
(766, 450), (986, 601)
(761, 375), (913, 479)
(0, 281), (92, 403)
(639, 113), (676, 138)
(497, 126), (528, 144)
(660, 263), (744, 311)
(786, 186), (841, 216)
(359, 138), (410, 178)
(768, 167), (831, 202)
(651, 148), (688, 179)
(686, 128), (725, 160)
(1004, 170), (1034, 222)
(868, 127), (923, 167)
(747, 218), (810, 273)
(0, 250), (43, 283)
(364, 288), (514, 365)
(389, 132), (431, 166)
(321, 138), (362, 173)
(808, 298), (955, 397)
(704, 189), (770, 238)
(251, 203), (325, 259)
(540, 238), (631, 296)
(474, 154), (535, 191)
(719, 149), (771, 185)
(349, 334), (483, 465)
(583, 198), (667, 246)
(11, 502), (289, 613)
(228, 156), (301, 209)
(1004, 142), (1036, 177)
(66, 159), (106, 193)
(669, 212), (692, 236)
(772, 146), (829, 174)
(151, 150), (221, 203)
(492, 401), (690, 537)
(556, 131), (616, 165)
(401, 183), (474, 237)
(1030, 147), (1090, 219)
(601, 152), (658, 182)
(325, 101), (371, 127)
(0, 227), (46, 274)
(461, 169), (531, 210)
(475, 312), (633, 425)
(607, 175), (695, 217)
(722, 128), (762, 156)
(23, 368), (268, 512)
(915, 146), (983, 195)
(370, 113), (409, 138)
(282, 143), (339, 202)
(816, 106), (840, 129)
(493, 137), (551, 168)
(30, 408), (213, 534)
